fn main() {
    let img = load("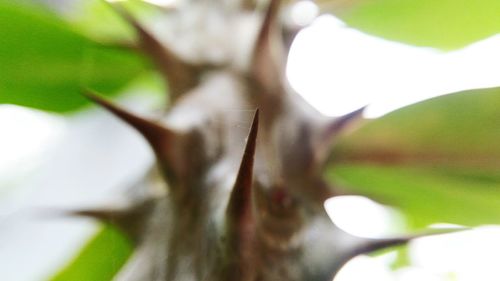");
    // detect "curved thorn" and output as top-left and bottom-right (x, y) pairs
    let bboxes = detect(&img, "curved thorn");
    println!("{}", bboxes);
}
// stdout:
(332, 226), (470, 278)
(102, 1), (163, 52)
(83, 90), (175, 159)
(67, 200), (156, 242)
(104, 0), (198, 99)
(42, 206), (133, 236)
(315, 106), (366, 164)
(325, 225), (470, 279)
(324, 106), (366, 139)
(251, 0), (284, 93)
(356, 227), (469, 256)
(70, 208), (121, 221)
(69, 208), (129, 229)
(257, 0), (281, 44)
